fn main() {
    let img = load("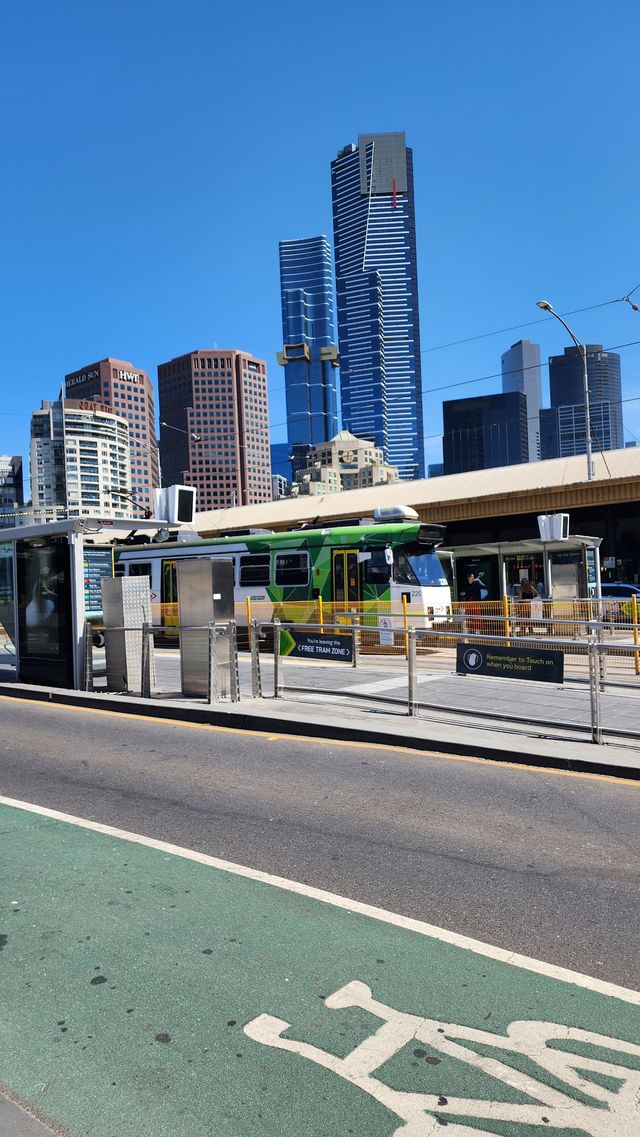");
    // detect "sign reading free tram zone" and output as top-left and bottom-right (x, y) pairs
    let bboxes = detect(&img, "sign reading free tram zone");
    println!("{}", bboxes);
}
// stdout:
(456, 642), (564, 683)
(280, 628), (354, 663)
